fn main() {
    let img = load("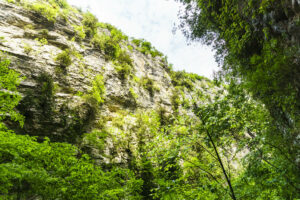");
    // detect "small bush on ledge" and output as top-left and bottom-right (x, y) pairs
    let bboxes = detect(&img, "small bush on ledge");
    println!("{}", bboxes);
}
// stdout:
(83, 12), (99, 38)
(91, 33), (122, 61)
(90, 74), (106, 105)
(30, 2), (59, 22)
(55, 49), (72, 68)
(141, 77), (160, 97)
(131, 38), (163, 58)
(73, 25), (86, 41)
(114, 61), (132, 80)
